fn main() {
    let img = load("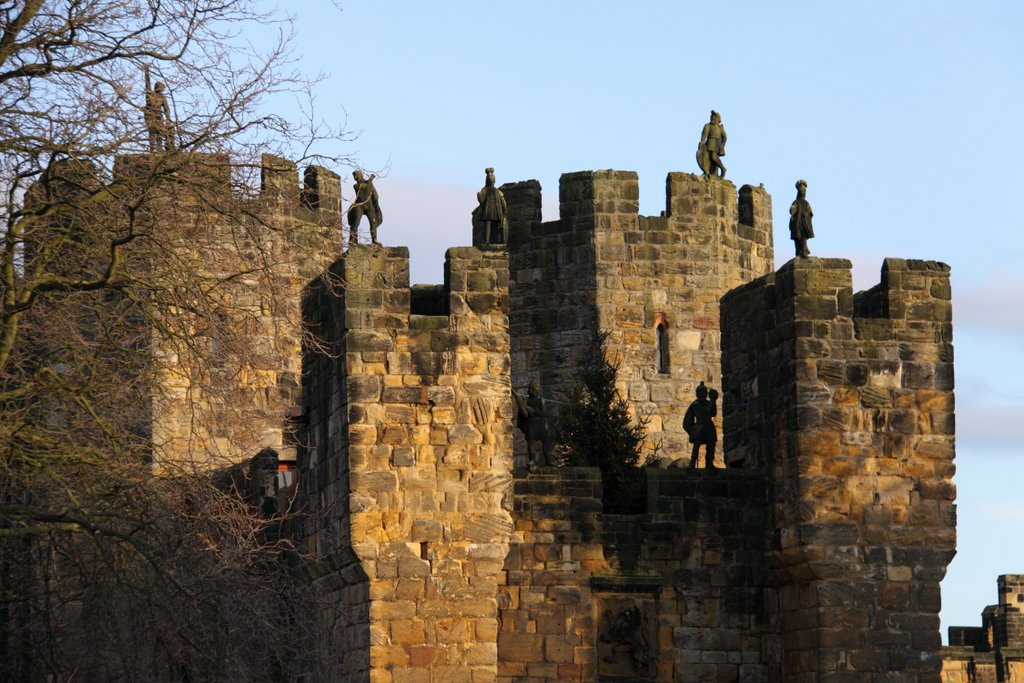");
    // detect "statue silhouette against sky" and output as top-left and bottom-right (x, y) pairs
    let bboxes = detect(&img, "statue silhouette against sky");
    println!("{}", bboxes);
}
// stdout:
(696, 111), (726, 179)
(473, 167), (507, 245)
(348, 170), (382, 246)
(144, 66), (174, 152)
(789, 179), (814, 258)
